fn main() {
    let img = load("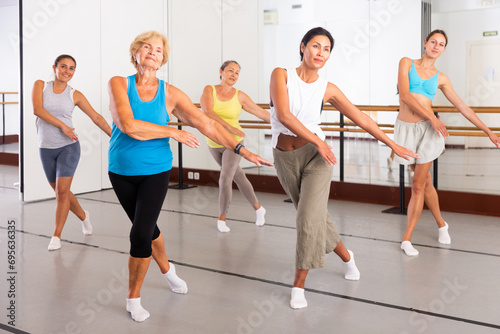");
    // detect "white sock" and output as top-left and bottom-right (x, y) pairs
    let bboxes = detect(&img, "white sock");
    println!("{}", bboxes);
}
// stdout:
(401, 241), (419, 256)
(48, 236), (61, 251)
(290, 287), (307, 309)
(217, 220), (230, 233)
(344, 250), (360, 280)
(81, 210), (92, 235)
(126, 298), (150, 322)
(438, 222), (451, 245)
(387, 157), (393, 171)
(255, 206), (266, 226)
(163, 263), (188, 294)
